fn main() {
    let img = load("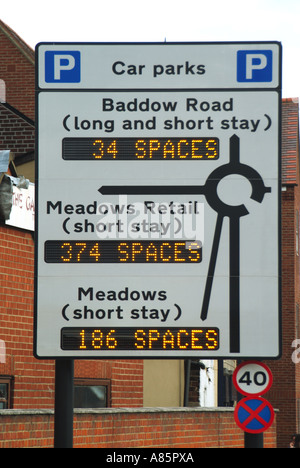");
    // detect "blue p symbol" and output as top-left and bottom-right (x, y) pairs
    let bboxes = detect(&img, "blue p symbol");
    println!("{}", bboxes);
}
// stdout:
(45, 51), (81, 83)
(237, 50), (272, 82)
